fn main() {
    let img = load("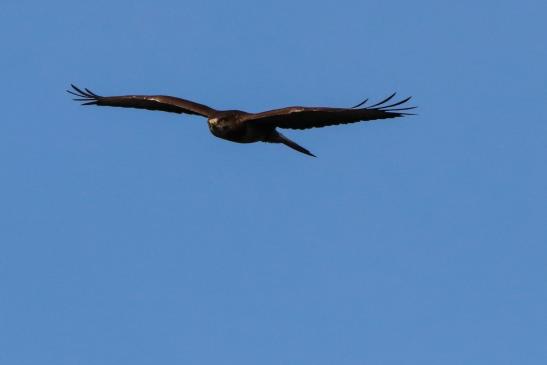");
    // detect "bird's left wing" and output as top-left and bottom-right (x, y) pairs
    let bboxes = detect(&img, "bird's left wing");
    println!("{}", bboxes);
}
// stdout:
(67, 84), (216, 118)
(241, 93), (415, 130)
